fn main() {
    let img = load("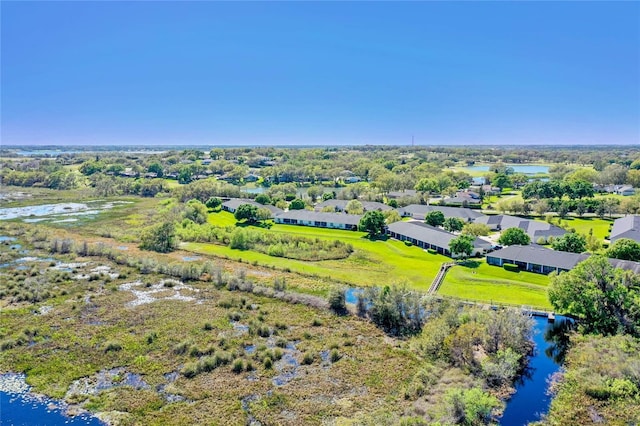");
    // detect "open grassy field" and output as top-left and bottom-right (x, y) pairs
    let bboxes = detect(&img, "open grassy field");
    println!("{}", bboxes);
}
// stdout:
(207, 210), (238, 227)
(189, 211), (558, 302)
(532, 216), (613, 241)
(438, 260), (552, 310)
(198, 211), (450, 289)
(184, 237), (449, 291)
